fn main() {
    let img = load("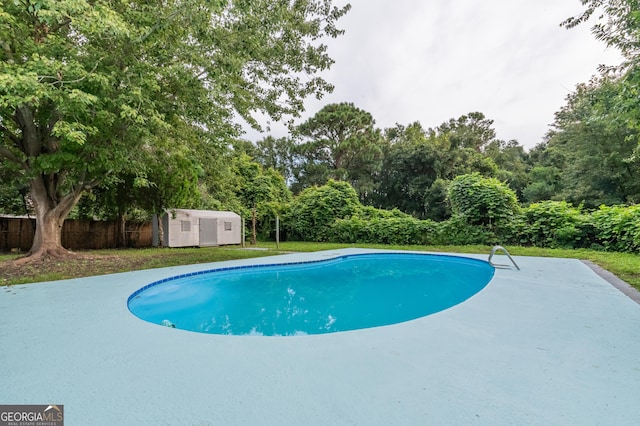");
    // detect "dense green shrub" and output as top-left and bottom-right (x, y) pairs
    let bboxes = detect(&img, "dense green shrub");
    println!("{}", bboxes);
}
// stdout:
(279, 177), (640, 252)
(329, 216), (438, 245)
(357, 205), (411, 220)
(436, 215), (496, 245)
(447, 173), (520, 227)
(328, 214), (501, 246)
(516, 201), (593, 248)
(591, 205), (640, 252)
(284, 180), (361, 241)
